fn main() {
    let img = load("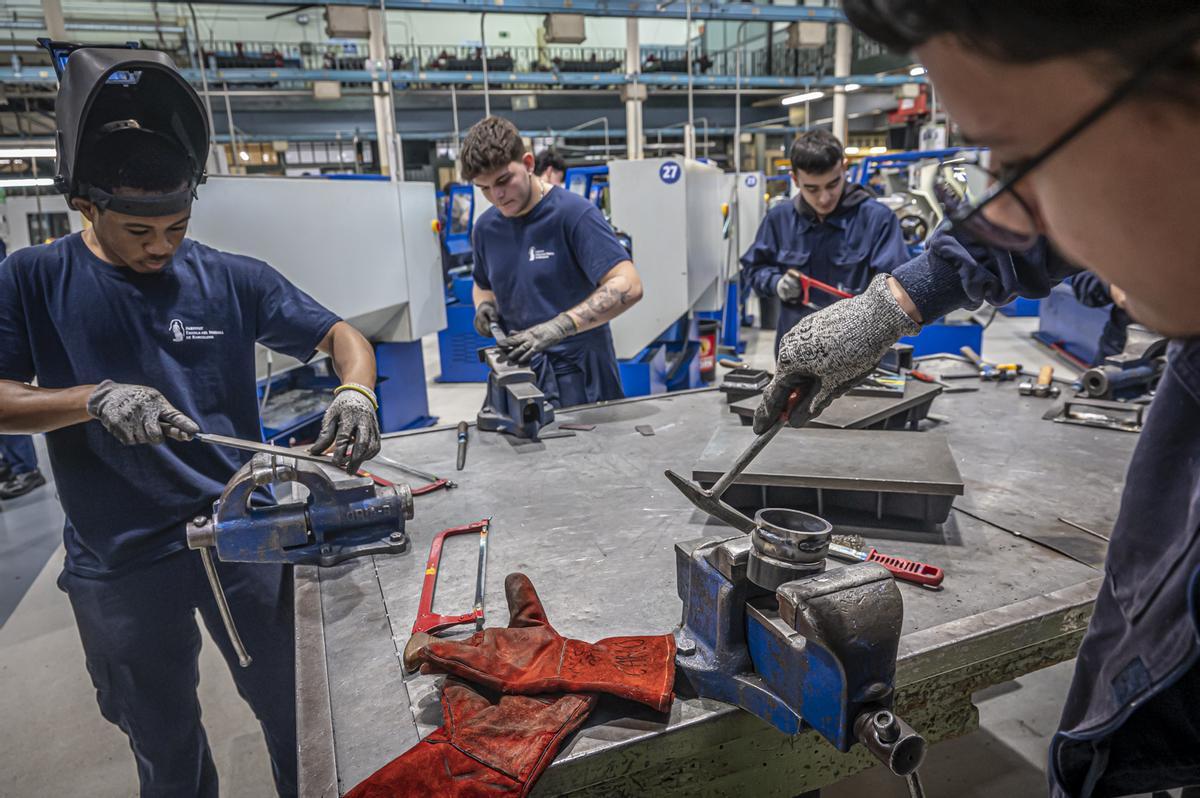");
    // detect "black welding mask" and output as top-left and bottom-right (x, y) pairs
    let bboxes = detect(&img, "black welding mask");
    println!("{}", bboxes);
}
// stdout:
(48, 41), (209, 216)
